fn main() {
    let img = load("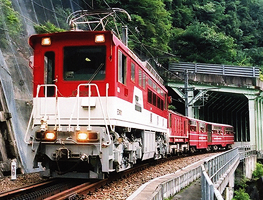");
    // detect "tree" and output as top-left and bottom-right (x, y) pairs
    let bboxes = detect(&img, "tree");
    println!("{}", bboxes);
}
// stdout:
(123, 0), (172, 58)
(252, 162), (263, 180)
(171, 21), (236, 64)
(232, 188), (251, 200)
(30, 0), (263, 70)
